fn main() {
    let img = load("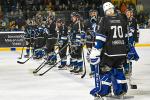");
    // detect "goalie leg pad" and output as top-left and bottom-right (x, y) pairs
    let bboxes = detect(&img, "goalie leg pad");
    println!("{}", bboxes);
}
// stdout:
(90, 64), (95, 73)
(111, 68), (128, 96)
(90, 64), (112, 97)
